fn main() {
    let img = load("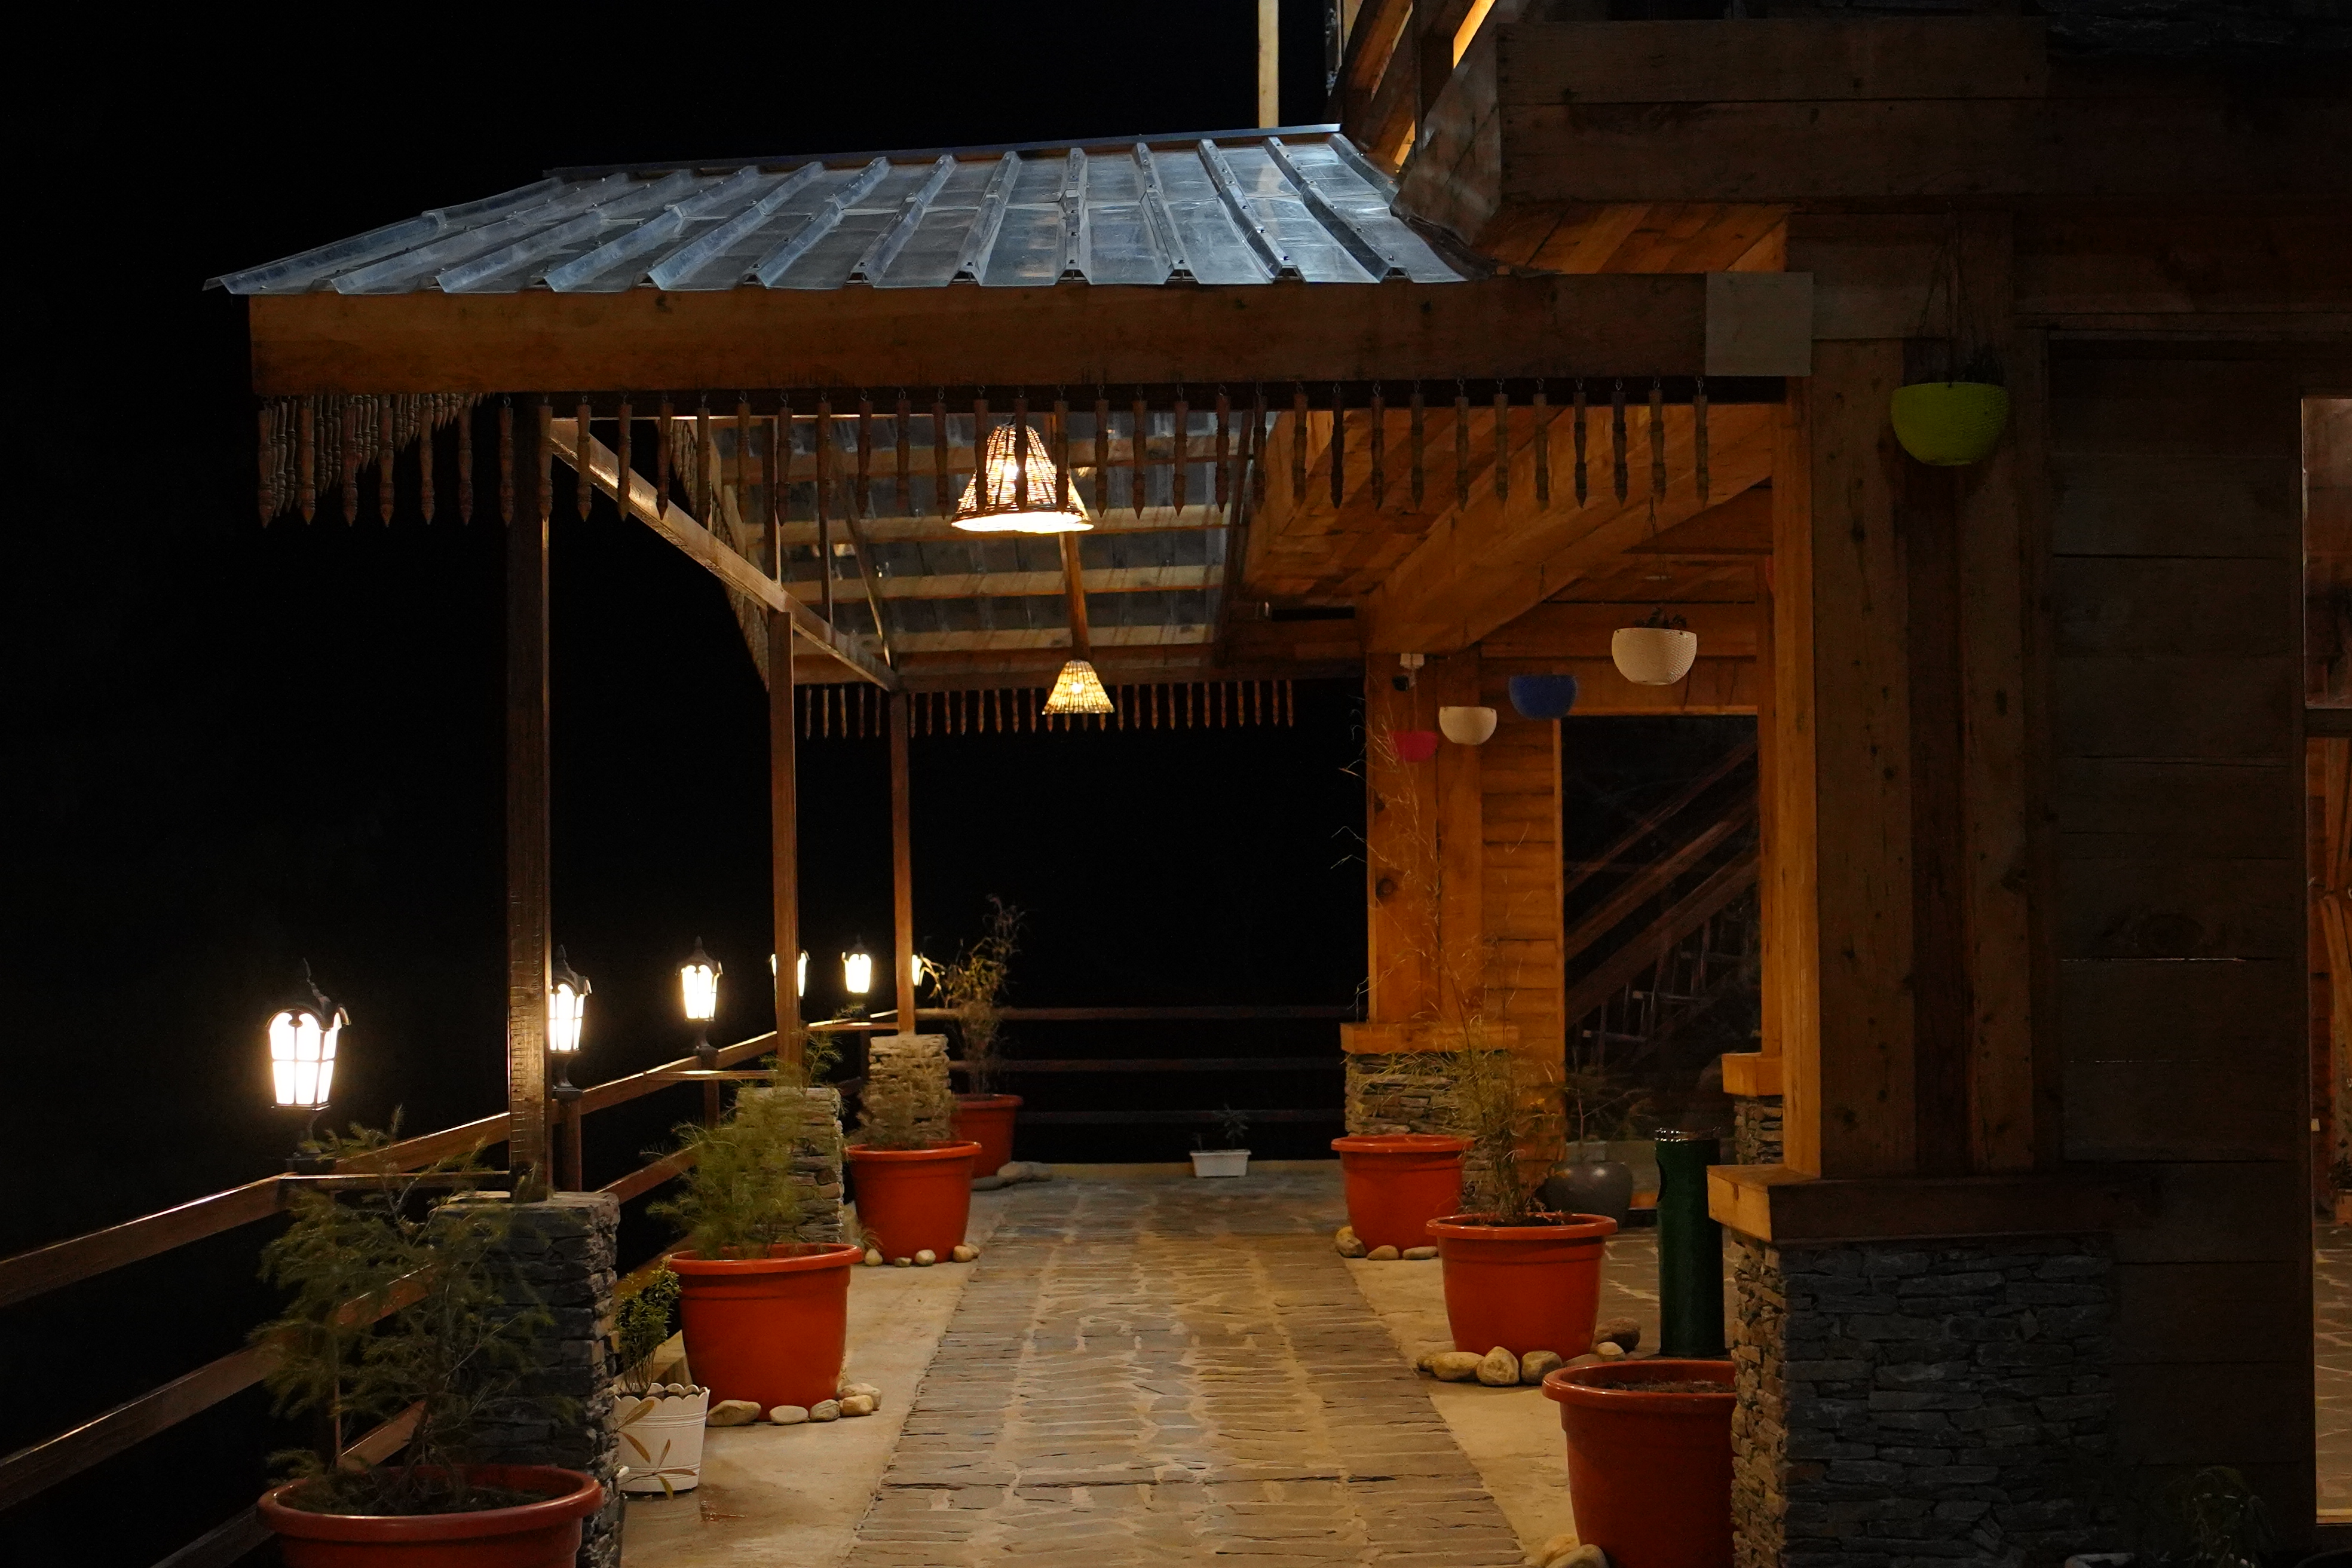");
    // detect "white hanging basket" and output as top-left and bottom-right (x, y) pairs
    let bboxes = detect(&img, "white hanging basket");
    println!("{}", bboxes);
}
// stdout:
(1611, 627), (1699, 686)
(1437, 706), (1498, 745)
